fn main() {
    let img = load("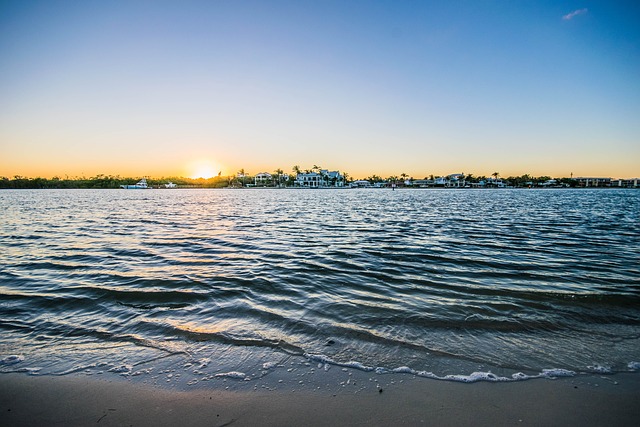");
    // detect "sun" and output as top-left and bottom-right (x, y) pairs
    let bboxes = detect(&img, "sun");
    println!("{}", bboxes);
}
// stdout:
(188, 159), (221, 179)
